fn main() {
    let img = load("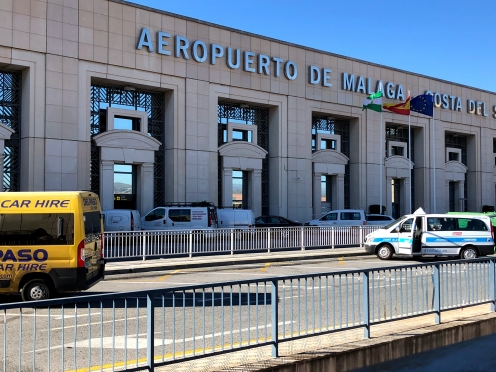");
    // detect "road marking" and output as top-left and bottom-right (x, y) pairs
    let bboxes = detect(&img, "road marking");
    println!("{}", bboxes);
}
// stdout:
(157, 269), (180, 281)
(260, 263), (271, 272)
(338, 257), (345, 265)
